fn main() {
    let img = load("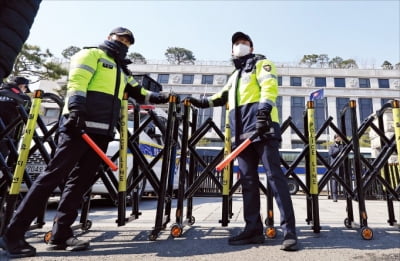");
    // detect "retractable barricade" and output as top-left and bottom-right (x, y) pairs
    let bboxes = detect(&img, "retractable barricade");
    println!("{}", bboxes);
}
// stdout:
(358, 100), (400, 228)
(0, 90), (32, 205)
(170, 102), (226, 238)
(171, 100), (195, 237)
(170, 102), (277, 239)
(1, 90), (45, 235)
(0, 90), (95, 242)
(0, 90), (30, 234)
(314, 99), (400, 239)
(149, 95), (181, 240)
(92, 96), (176, 230)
